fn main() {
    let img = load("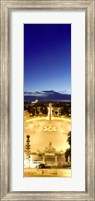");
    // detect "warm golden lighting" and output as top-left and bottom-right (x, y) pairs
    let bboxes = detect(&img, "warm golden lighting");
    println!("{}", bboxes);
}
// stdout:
(24, 102), (71, 177)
